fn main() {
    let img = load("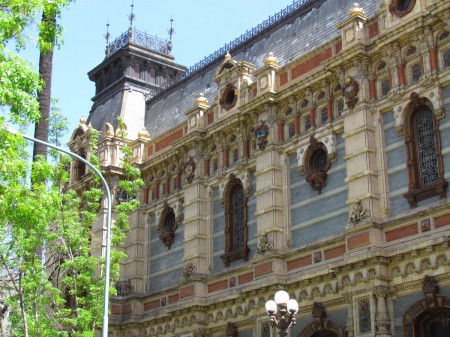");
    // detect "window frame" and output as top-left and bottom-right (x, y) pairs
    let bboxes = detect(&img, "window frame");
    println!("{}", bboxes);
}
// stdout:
(403, 93), (447, 207)
(220, 173), (249, 267)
